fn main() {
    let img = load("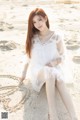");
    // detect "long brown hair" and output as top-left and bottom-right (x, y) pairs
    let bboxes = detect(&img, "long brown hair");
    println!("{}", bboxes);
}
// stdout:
(26, 8), (50, 58)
